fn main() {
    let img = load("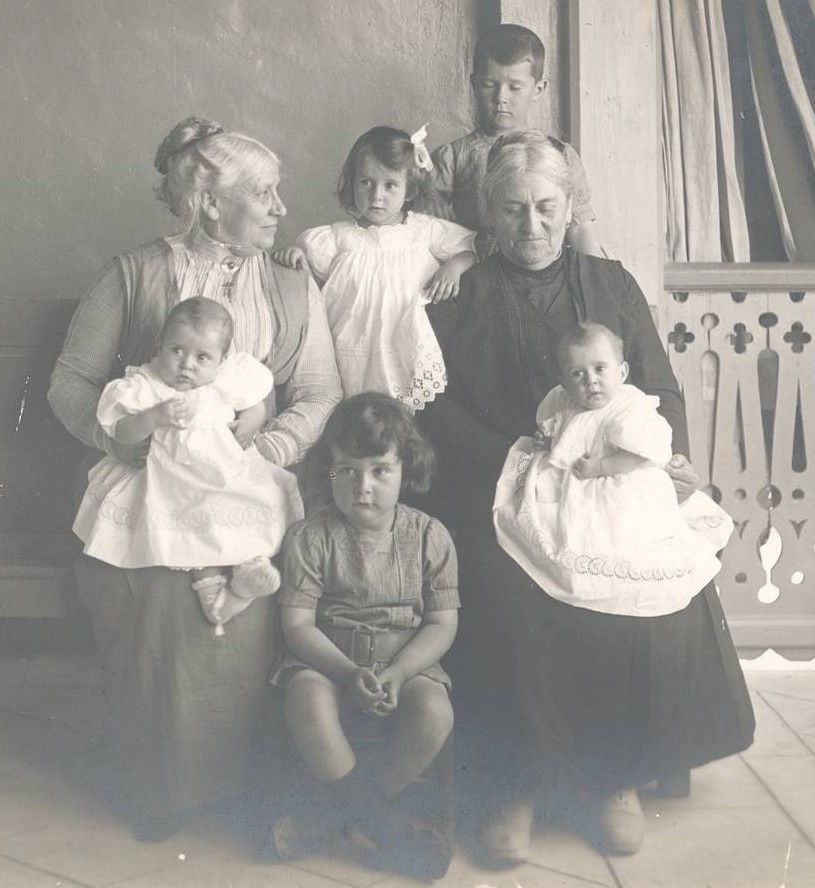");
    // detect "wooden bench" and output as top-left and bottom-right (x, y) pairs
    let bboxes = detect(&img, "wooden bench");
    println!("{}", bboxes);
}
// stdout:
(0, 297), (86, 617)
